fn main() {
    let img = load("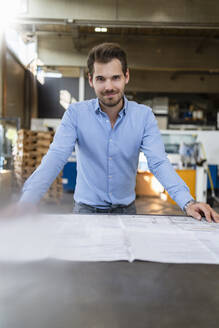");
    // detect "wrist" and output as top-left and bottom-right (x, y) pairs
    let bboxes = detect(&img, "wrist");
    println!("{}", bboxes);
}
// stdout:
(183, 199), (197, 213)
